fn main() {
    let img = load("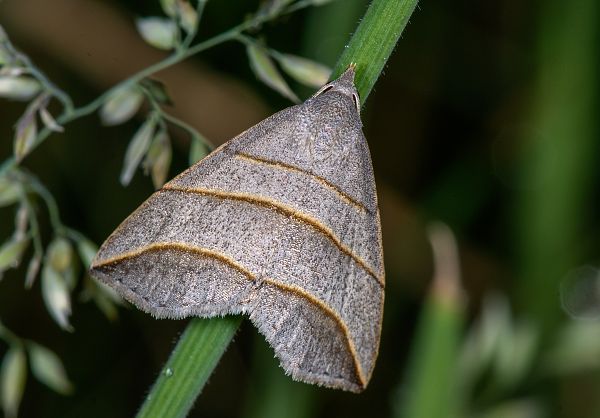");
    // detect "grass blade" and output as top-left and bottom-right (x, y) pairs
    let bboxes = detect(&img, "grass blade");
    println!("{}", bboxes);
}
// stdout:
(136, 316), (241, 418)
